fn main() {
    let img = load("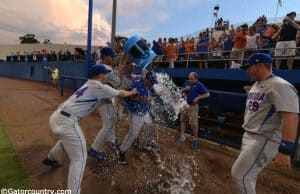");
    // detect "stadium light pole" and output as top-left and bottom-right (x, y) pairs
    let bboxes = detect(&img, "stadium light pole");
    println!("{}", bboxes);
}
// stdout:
(111, 0), (117, 48)
(86, 0), (93, 78)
